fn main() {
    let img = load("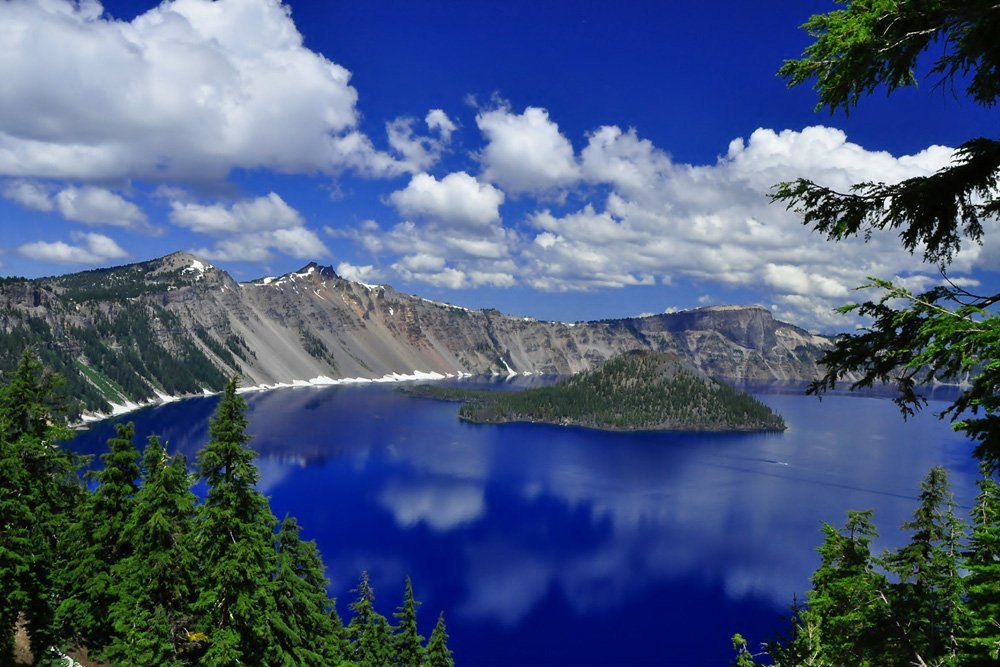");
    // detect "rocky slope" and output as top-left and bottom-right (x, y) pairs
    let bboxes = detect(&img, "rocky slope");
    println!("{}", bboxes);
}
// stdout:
(0, 252), (833, 416)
